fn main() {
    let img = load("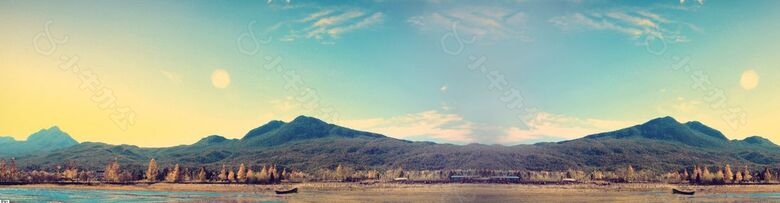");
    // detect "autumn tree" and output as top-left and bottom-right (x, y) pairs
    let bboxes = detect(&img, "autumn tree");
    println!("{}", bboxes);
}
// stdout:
(146, 158), (159, 182)
(197, 167), (207, 183)
(0, 158), (18, 182)
(367, 169), (379, 179)
(724, 164), (734, 183)
(288, 170), (307, 182)
(237, 163), (247, 183)
(625, 165), (635, 182)
(335, 164), (354, 181)
(104, 158), (121, 182)
(227, 170), (236, 183)
(246, 167), (255, 183)
(714, 167), (725, 184)
(591, 170), (605, 181)
(701, 166), (713, 184)
(218, 164), (227, 182)
(735, 170), (743, 183)
(8, 158), (17, 177)
(693, 165), (702, 184)
(267, 164), (278, 183)
(282, 168), (290, 180)
(0, 159), (6, 181)
(258, 165), (269, 182)
(762, 167), (773, 183)
(63, 168), (79, 181)
(743, 166), (752, 182)
(183, 167), (192, 182)
(165, 164), (181, 183)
